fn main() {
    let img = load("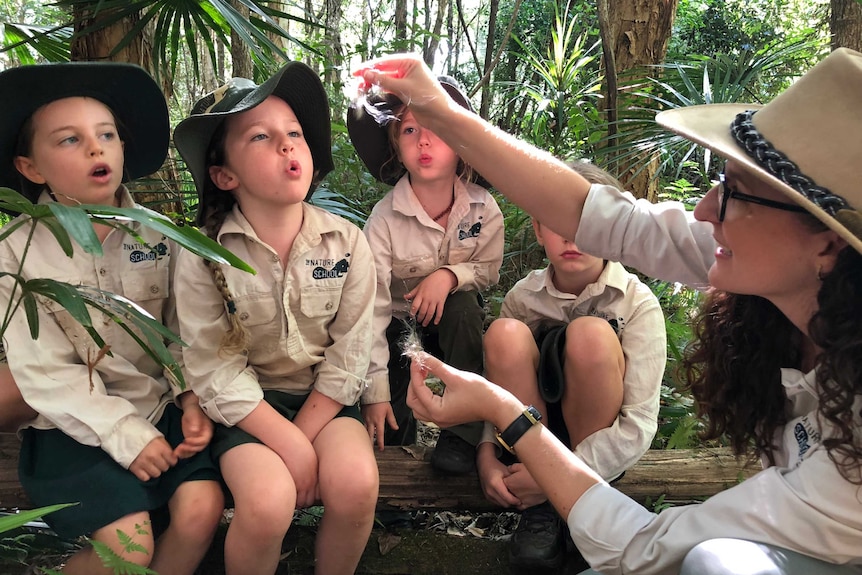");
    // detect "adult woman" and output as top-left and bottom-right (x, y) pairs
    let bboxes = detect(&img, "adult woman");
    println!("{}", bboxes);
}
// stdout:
(355, 49), (862, 574)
